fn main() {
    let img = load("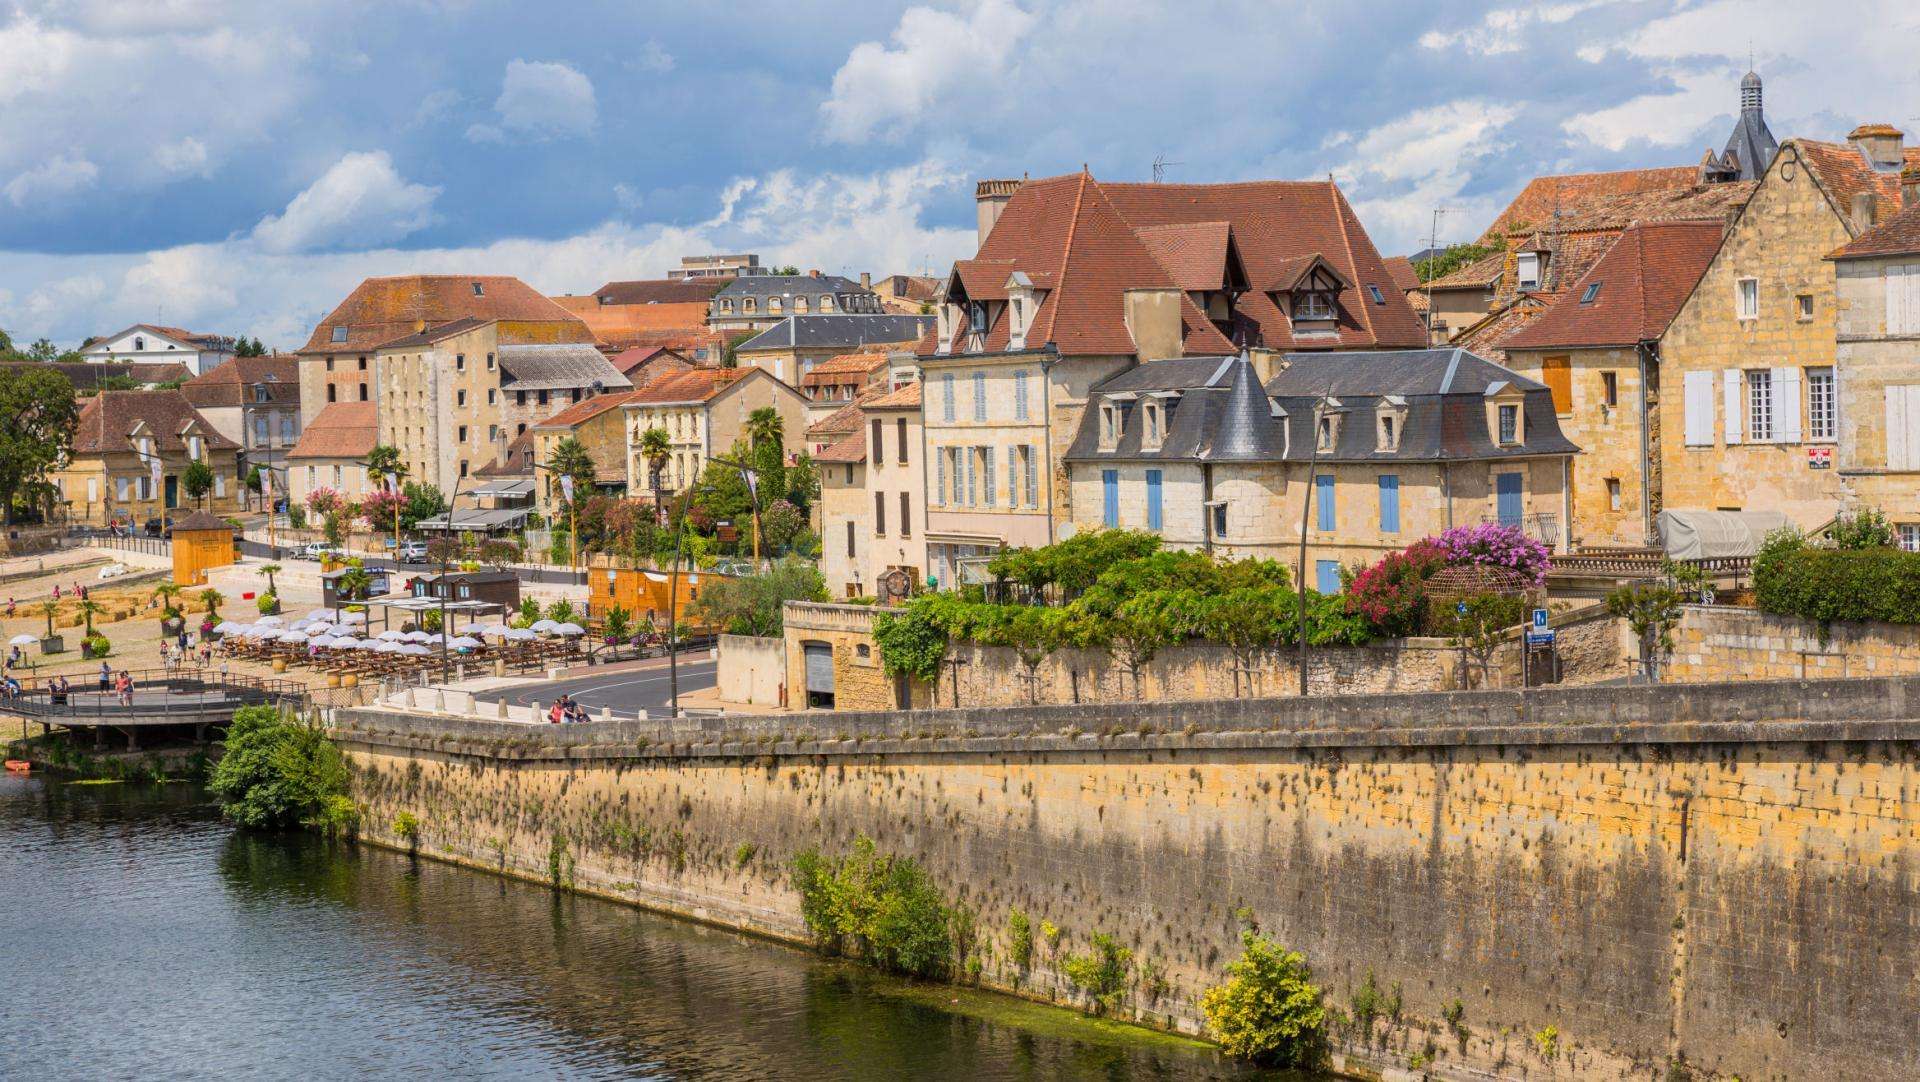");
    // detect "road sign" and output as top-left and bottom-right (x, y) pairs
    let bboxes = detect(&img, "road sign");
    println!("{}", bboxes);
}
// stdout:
(1525, 629), (1556, 646)
(1532, 607), (1550, 630)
